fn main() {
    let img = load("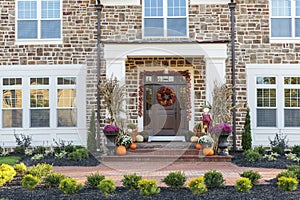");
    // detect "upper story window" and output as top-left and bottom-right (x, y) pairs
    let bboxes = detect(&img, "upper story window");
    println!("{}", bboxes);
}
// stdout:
(16, 0), (61, 42)
(270, 0), (300, 39)
(143, 0), (188, 37)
